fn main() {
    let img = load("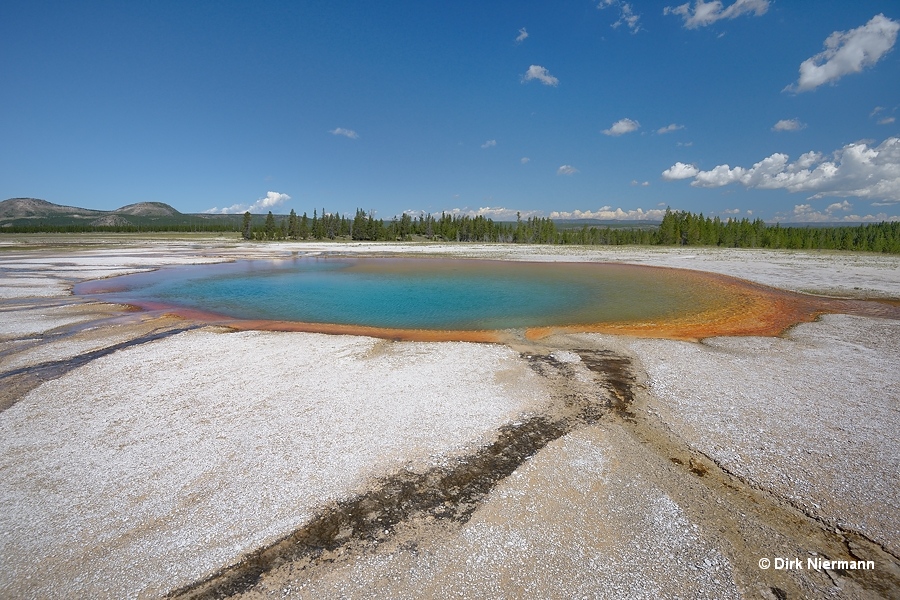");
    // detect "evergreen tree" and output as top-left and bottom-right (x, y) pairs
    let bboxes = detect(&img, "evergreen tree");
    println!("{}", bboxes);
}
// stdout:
(288, 209), (299, 239)
(264, 211), (276, 239)
(241, 211), (252, 240)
